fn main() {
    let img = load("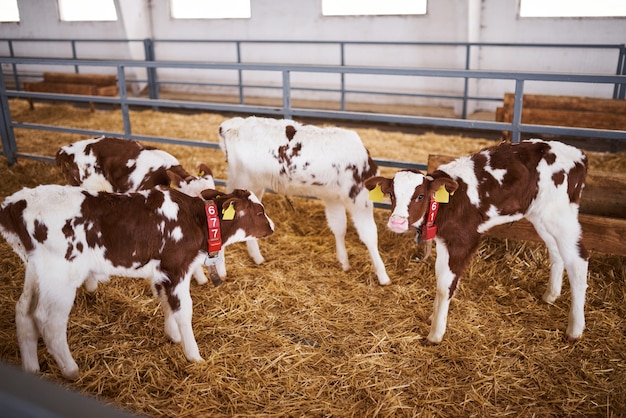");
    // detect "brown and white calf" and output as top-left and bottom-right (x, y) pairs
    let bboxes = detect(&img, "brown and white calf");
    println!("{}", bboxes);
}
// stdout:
(0, 185), (274, 379)
(219, 116), (391, 285)
(56, 136), (222, 285)
(365, 139), (589, 343)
